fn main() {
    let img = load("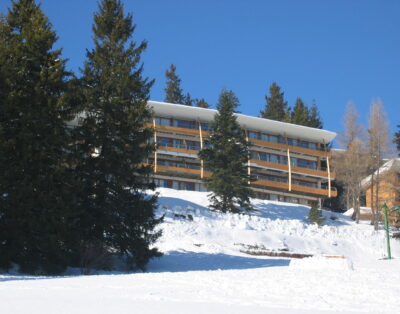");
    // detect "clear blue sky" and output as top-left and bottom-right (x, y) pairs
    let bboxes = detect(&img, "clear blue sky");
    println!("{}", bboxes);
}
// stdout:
(1, 0), (399, 145)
